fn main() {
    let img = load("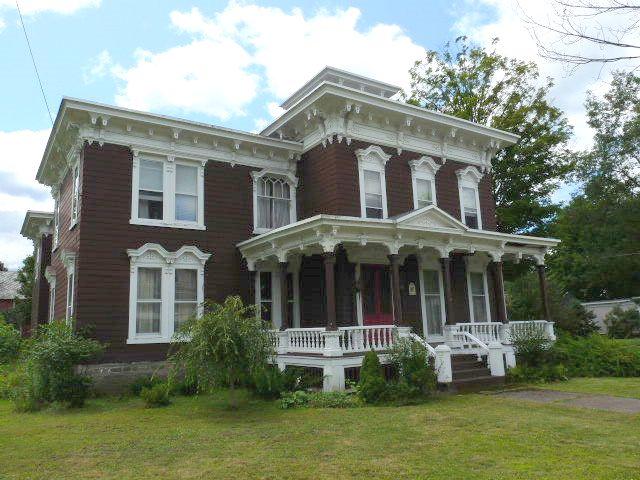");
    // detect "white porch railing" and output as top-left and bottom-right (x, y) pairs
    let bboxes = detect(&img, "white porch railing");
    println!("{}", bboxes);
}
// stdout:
(445, 320), (556, 348)
(340, 325), (396, 353)
(504, 320), (556, 342)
